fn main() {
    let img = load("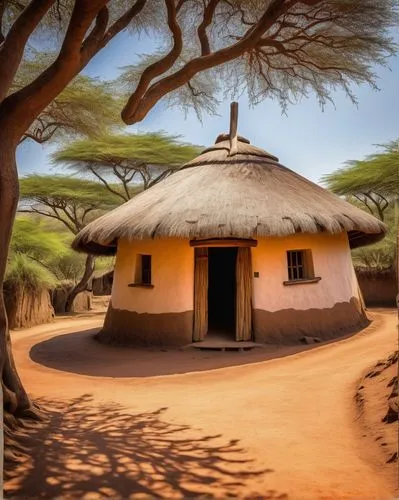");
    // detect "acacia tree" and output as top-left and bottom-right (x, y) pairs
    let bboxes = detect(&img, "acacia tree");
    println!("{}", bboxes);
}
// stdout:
(322, 141), (399, 221)
(324, 140), (399, 269)
(53, 132), (202, 200)
(14, 52), (121, 143)
(0, 0), (397, 439)
(19, 175), (120, 312)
